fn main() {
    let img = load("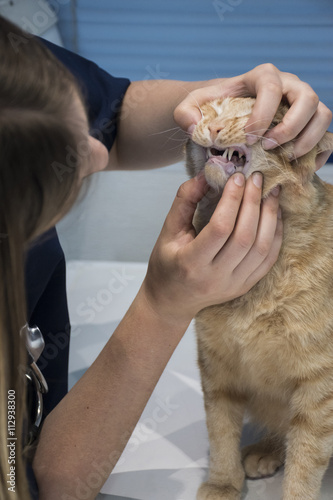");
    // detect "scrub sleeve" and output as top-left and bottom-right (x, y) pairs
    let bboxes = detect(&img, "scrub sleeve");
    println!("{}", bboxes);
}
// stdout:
(24, 38), (130, 499)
